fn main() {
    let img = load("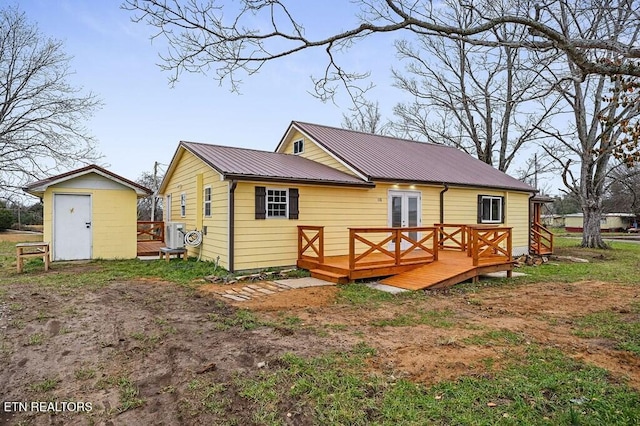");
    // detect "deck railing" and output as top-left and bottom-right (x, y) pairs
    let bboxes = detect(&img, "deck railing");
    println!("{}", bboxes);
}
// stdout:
(348, 227), (438, 271)
(297, 225), (325, 264)
(435, 224), (468, 251)
(530, 222), (554, 255)
(468, 226), (512, 266)
(137, 221), (164, 242)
